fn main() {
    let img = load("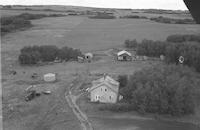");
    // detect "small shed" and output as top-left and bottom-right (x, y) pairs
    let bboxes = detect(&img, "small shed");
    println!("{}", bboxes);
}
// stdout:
(117, 50), (132, 61)
(44, 73), (56, 82)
